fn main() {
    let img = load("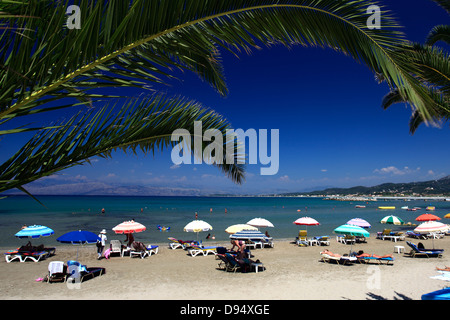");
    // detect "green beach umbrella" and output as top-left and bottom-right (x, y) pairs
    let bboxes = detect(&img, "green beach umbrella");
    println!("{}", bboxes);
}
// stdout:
(334, 224), (370, 238)
(334, 224), (370, 254)
(380, 215), (404, 225)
